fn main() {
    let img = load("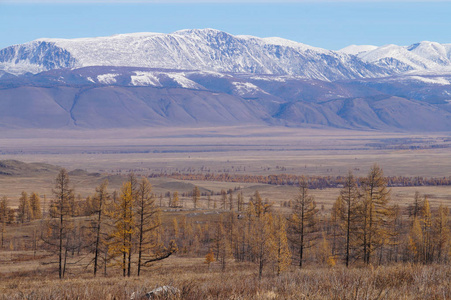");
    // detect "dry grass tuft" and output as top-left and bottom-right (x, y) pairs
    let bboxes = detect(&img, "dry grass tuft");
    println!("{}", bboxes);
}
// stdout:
(1, 261), (449, 300)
